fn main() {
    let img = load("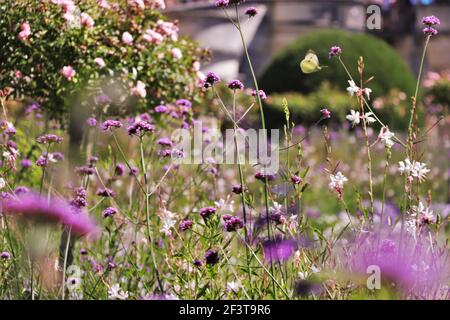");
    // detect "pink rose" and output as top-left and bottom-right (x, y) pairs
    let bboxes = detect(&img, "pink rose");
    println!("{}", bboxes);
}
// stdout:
(94, 58), (106, 68)
(80, 12), (95, 29)
(122, 32), (133, 45)
(18, 22), (31, 41)
(171, 48), (182, 60)
(61, 66), (76, 81)
(143, 29), (164, 44)
(131, 81), (146, 98)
